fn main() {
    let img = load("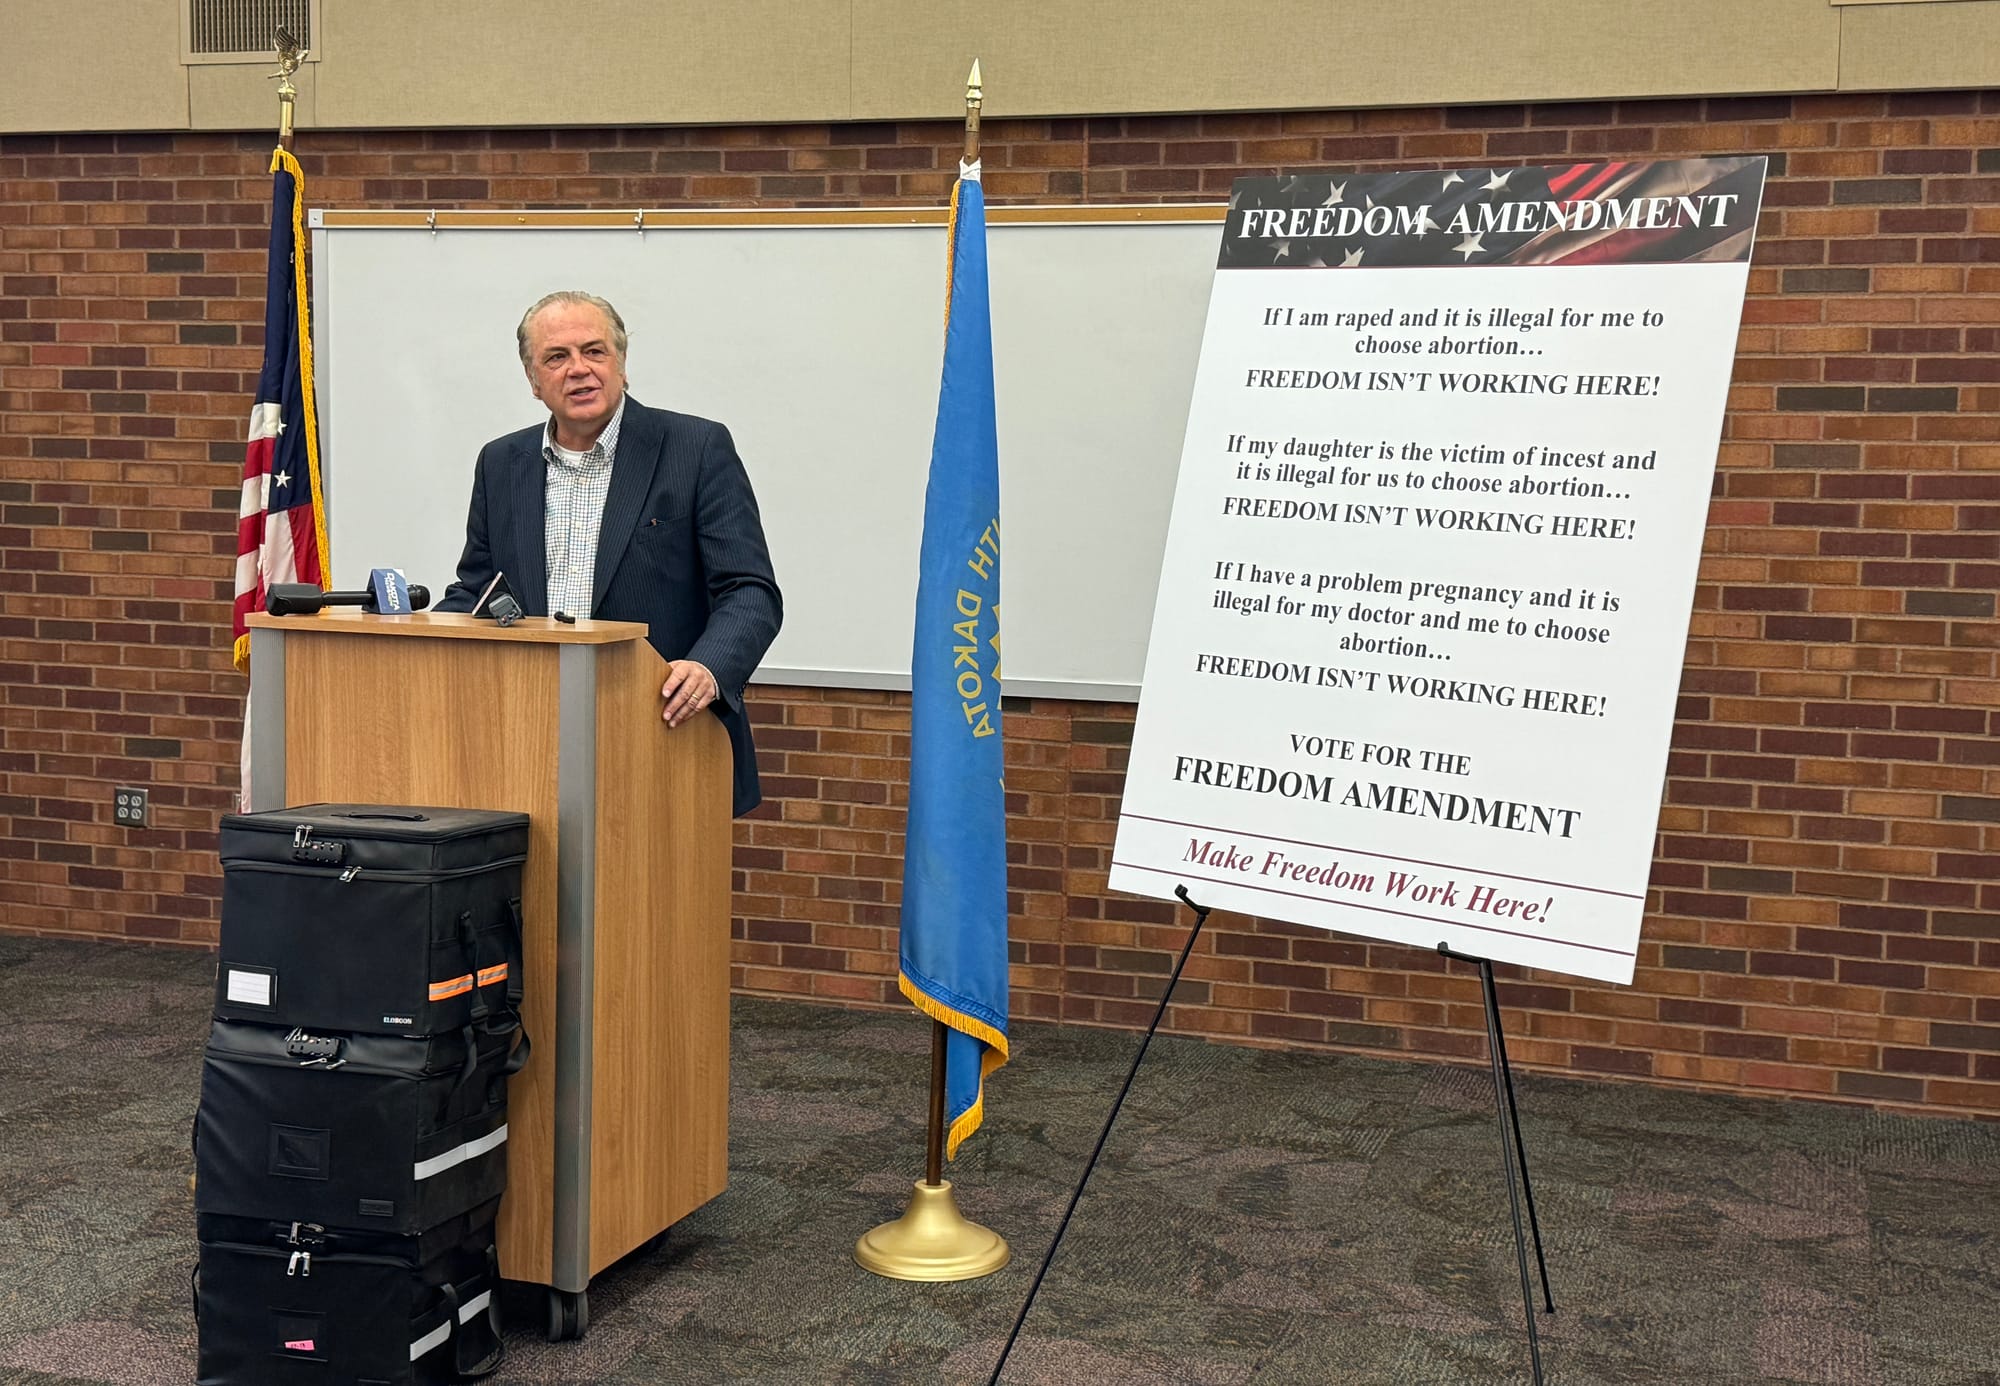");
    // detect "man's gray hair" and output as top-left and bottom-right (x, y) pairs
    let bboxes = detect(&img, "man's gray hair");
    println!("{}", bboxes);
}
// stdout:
(517, 291), (629, 368)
